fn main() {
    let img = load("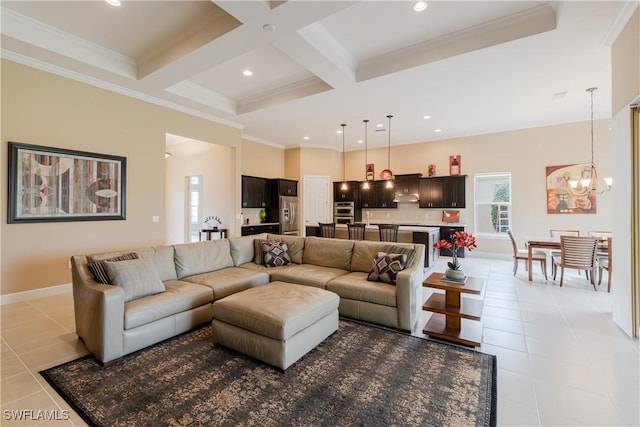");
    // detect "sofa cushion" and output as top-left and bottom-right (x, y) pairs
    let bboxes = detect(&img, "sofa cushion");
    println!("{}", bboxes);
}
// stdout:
(263, 241), (291, 267)
(302, 237), (354, 270)
(351, 241), (387, 273)
(124, 281), (213, 330)
(367, 252), (408, 285)
(269, 264), (348, 288)
(135, 245), (178, 281)
(87, 252), (138, 284)
(229, 233), (267, 267)
(253, 238), (269, 265)
(382, 244), (416, 268)
(173, 240), (234, 279)
(267, 234), (305, 264)
(181, 267), (269, 300)
(326, 272), (397, 307)
(103, 258), (166, 302)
